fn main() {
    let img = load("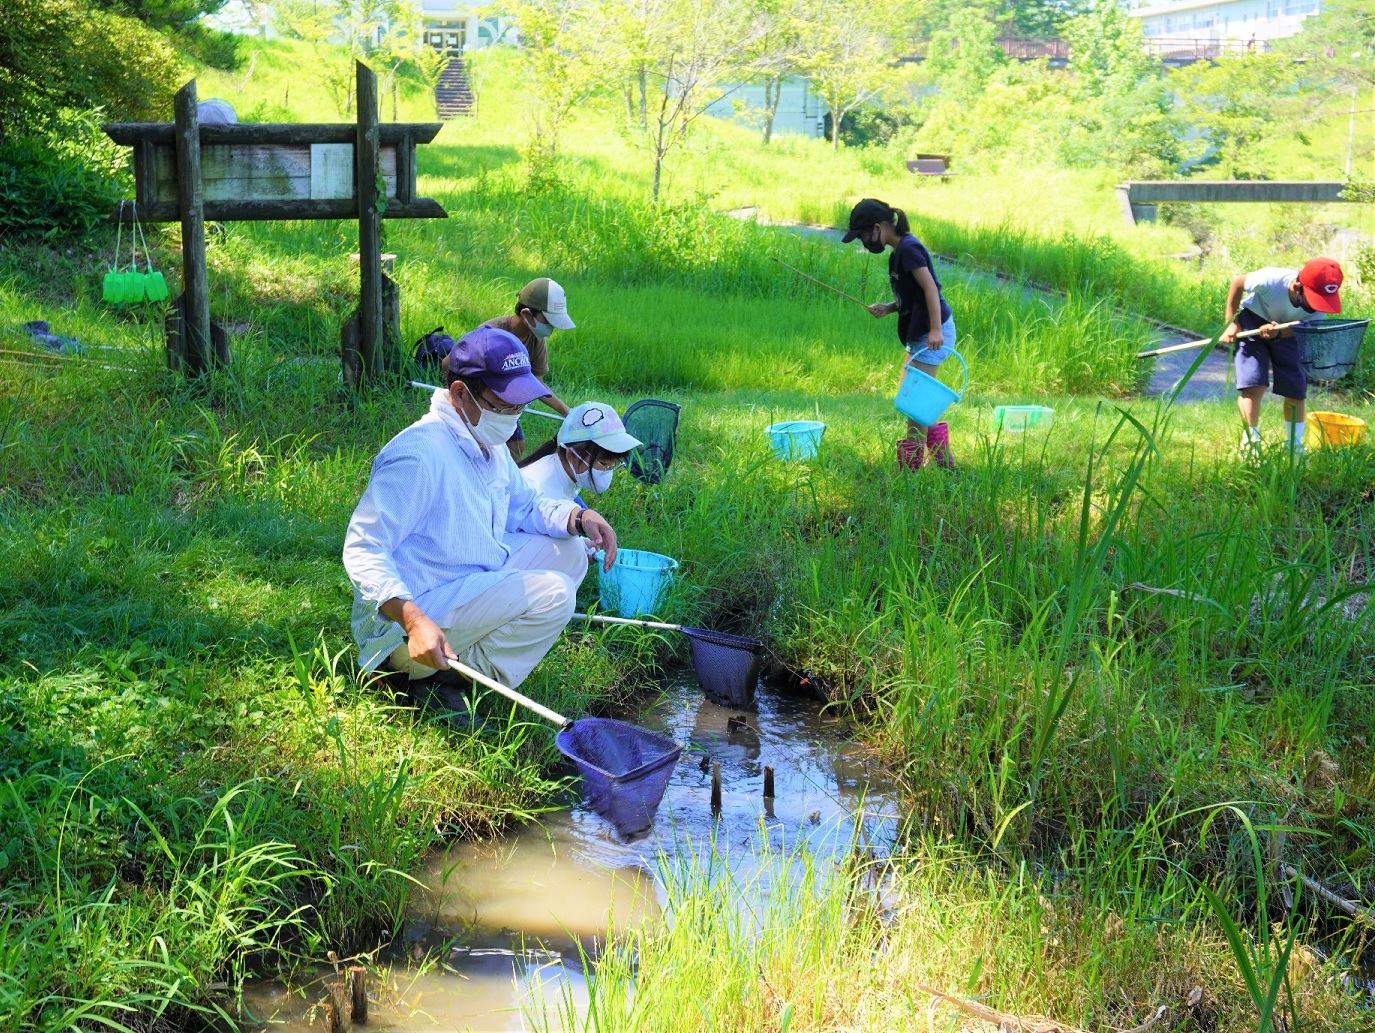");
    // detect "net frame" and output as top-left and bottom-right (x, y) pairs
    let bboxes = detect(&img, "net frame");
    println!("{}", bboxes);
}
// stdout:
(1296, 318), (1369, 381)
(624, 399), (681, 485)
(555, 718), (682, 837)
(682, 627), (764, 708)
